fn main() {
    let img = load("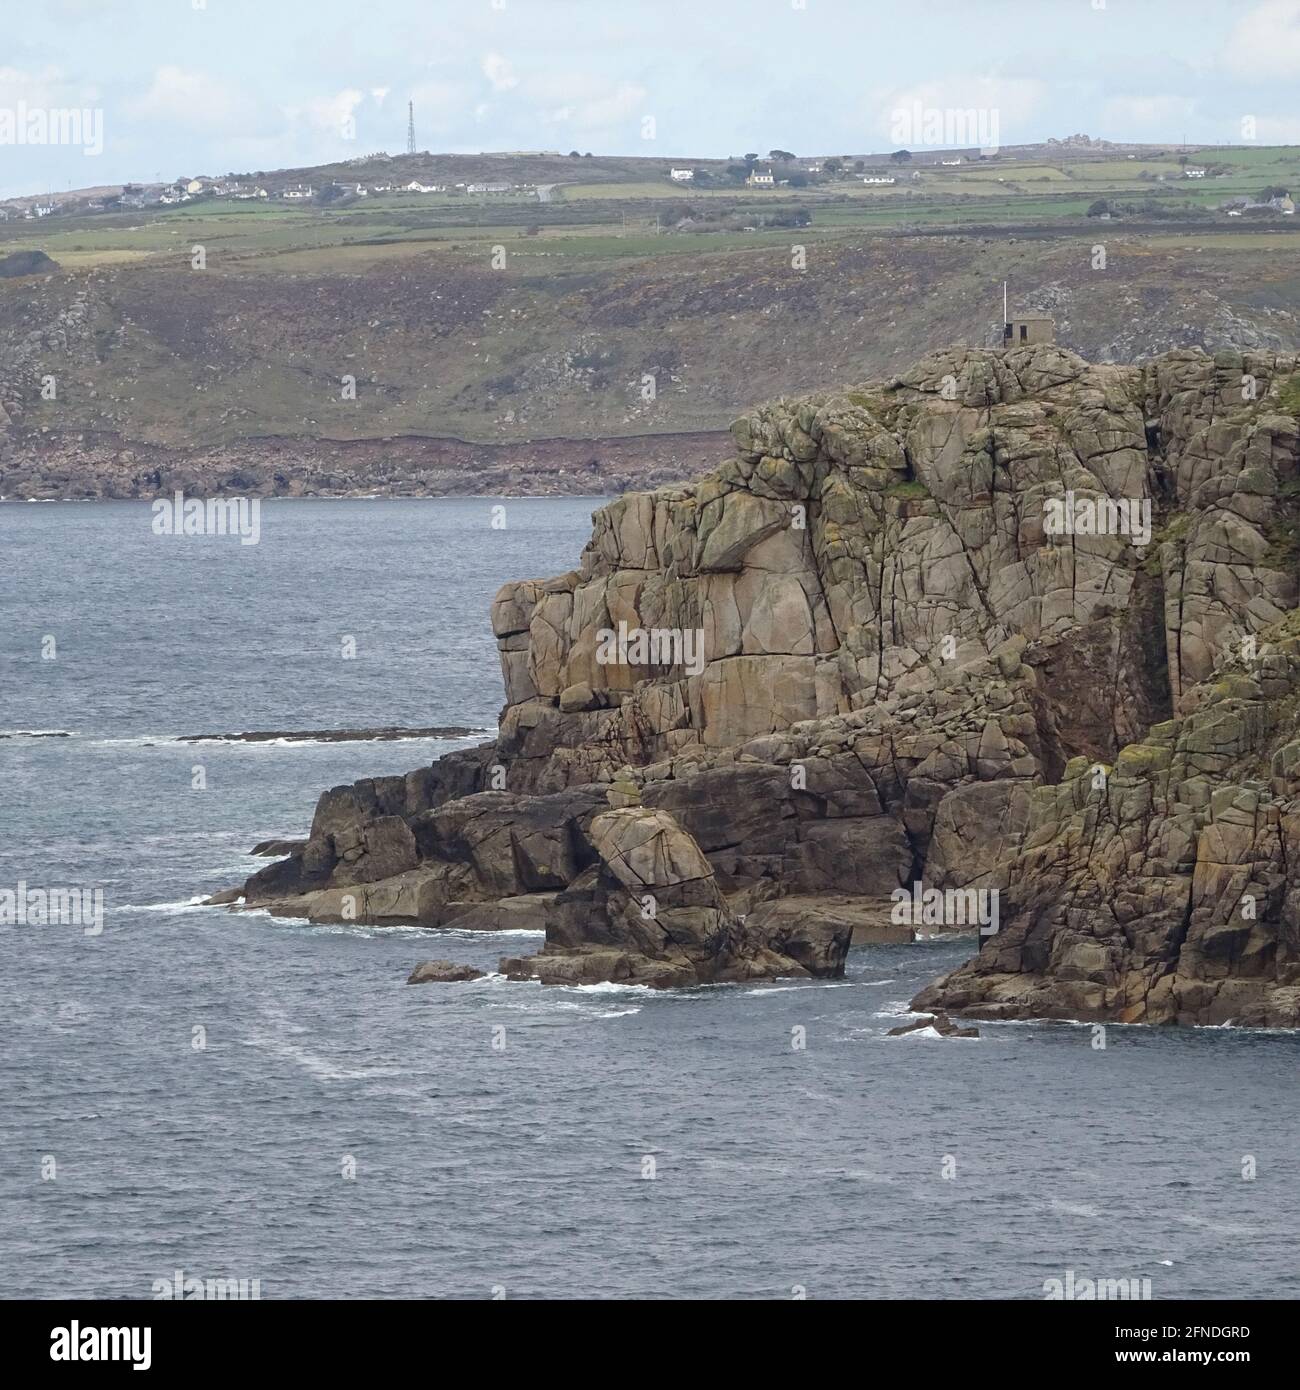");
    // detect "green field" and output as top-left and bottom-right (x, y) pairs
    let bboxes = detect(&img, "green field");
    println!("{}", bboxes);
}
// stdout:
(4, 140), (1300, 458)
(8, 141), (1300, 273)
